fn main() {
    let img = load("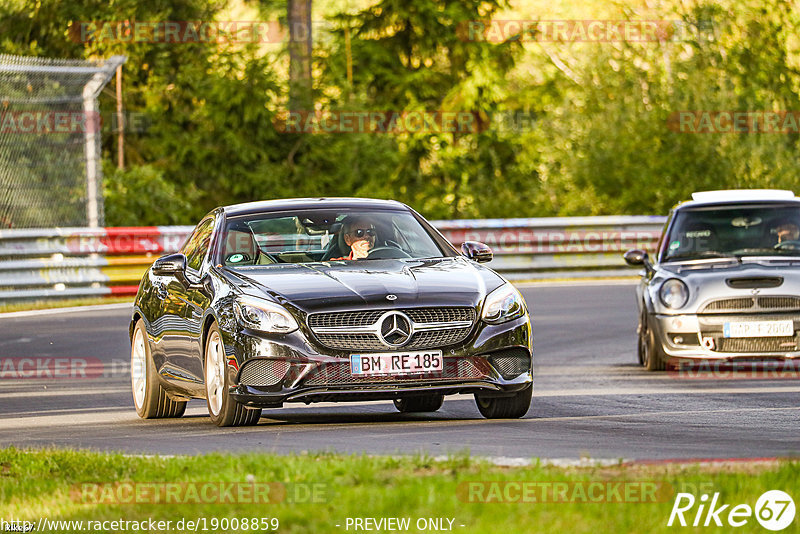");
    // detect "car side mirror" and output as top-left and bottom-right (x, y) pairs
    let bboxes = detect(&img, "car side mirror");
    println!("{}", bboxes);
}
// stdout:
(624, 249), (649, 267)
(153, 253), (187, 276)
(462, 241), (493, 263)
